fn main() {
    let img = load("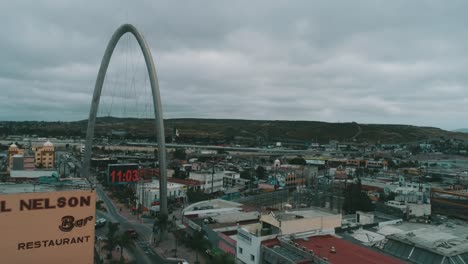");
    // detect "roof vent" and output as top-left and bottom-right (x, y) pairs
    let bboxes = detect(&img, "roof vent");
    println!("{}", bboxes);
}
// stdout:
(294, 243), (299, 247)
(330, 246), (336, 254)
(302, 246), (307, 251)
(309, 250), (314, 255)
